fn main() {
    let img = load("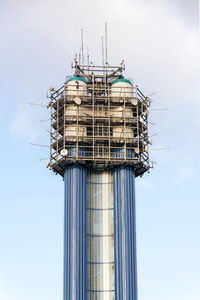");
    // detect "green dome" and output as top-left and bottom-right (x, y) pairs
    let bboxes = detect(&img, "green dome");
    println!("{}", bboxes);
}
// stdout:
(66, 77), (87, 84)
(111, 78), (132, 85)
